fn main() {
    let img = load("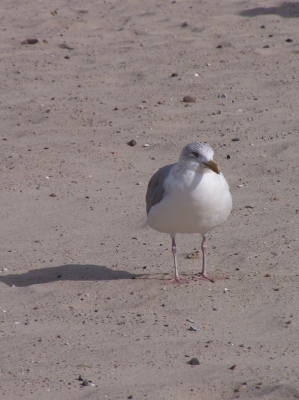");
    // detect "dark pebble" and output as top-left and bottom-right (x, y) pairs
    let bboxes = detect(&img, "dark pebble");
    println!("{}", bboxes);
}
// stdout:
(263, 45), (269, 48)
(64, 55), (70, 59)
(183, 95), (196, 103)
(128, 139), (137, 147)
(78, 375), (84, 381)
(181, 21), (188, 28)
(217, 44), (223, 48)
(128, 396), (133, 399)
(171, 72), (178, 77)
(260, 25), (266, 29)
(22, 38), (39, 45)
(59, 43), (74, 50)
(232, 138), (240, 142)
(189, 358), (200, 365)
(286, 38), (293, 43)
(226, 155), (231, 159)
